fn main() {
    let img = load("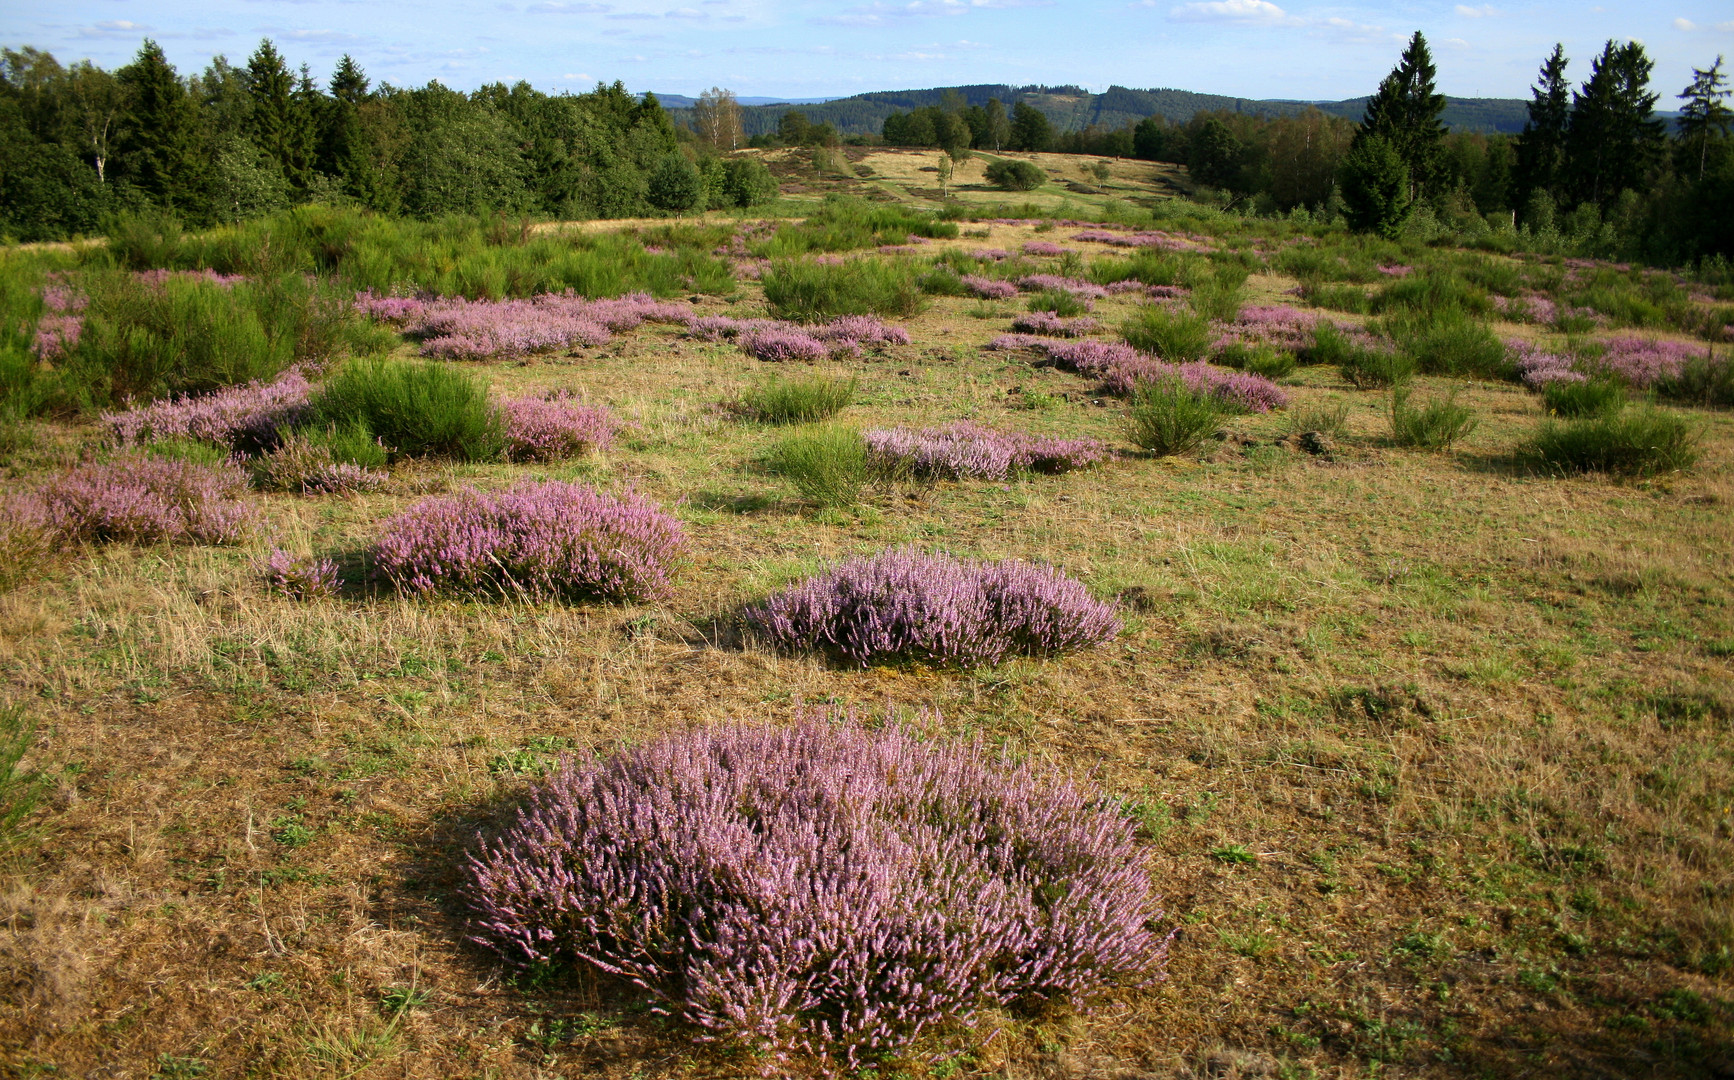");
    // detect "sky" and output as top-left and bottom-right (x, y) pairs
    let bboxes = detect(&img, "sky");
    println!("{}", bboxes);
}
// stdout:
(5, 1), (1732, 104)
